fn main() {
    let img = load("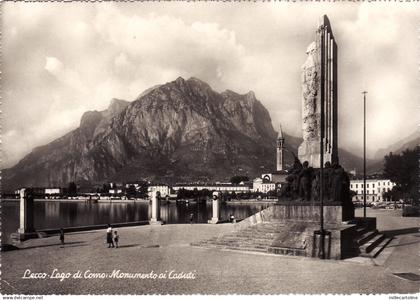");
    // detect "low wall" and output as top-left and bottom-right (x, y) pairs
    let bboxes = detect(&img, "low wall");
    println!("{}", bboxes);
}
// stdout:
(266, 202), (344, 224)
(10, 221), (149, 243)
